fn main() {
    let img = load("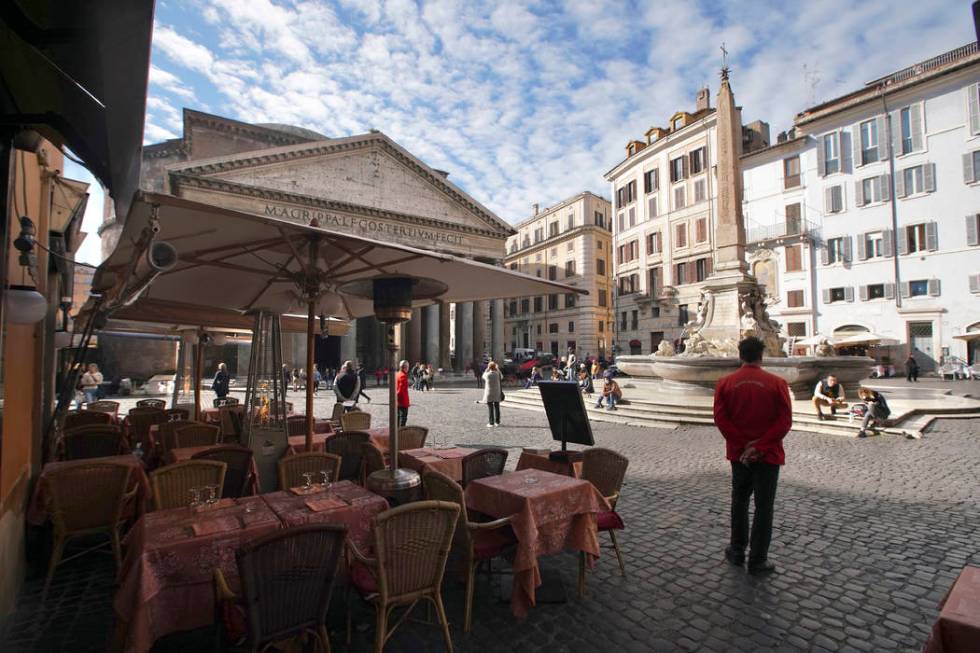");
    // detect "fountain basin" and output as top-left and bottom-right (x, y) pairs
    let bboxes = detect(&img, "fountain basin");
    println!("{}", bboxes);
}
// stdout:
(617, 355), (873, 399)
